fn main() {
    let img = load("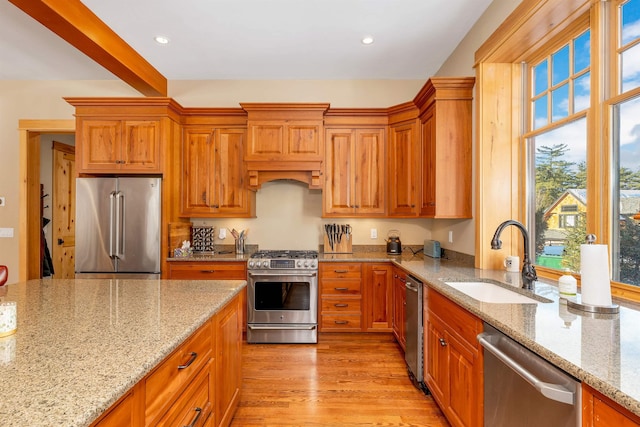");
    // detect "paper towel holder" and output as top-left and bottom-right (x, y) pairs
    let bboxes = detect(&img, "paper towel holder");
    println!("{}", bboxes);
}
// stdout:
(566, 234), (619, 314)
